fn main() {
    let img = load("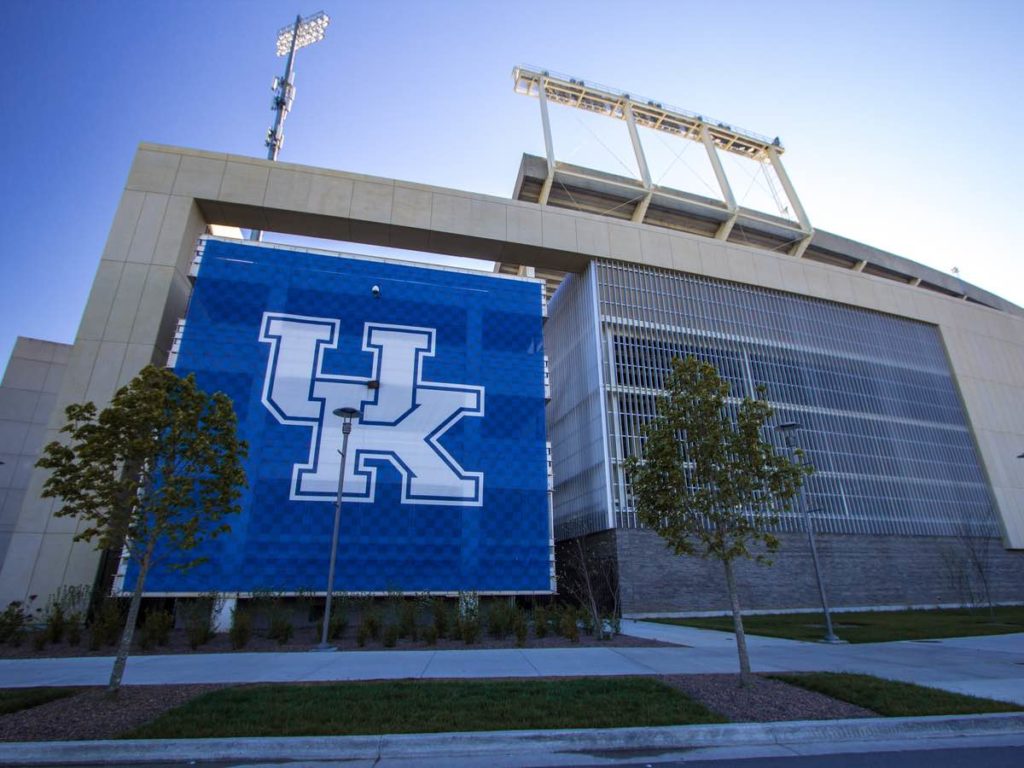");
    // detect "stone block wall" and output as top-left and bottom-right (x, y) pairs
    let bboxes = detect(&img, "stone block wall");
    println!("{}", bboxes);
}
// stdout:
(612, 527), (1024, 615)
